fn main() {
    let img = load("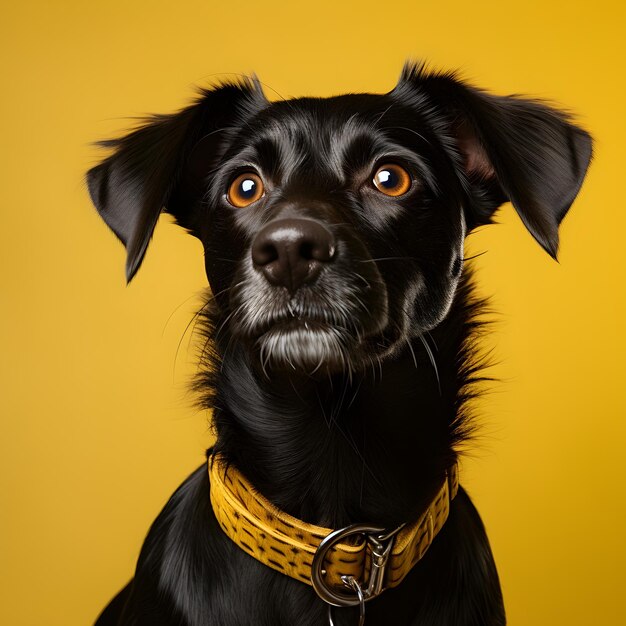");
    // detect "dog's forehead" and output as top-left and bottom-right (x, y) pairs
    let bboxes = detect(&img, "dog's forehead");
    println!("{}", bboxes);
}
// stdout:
(232, 93), (427, 180)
